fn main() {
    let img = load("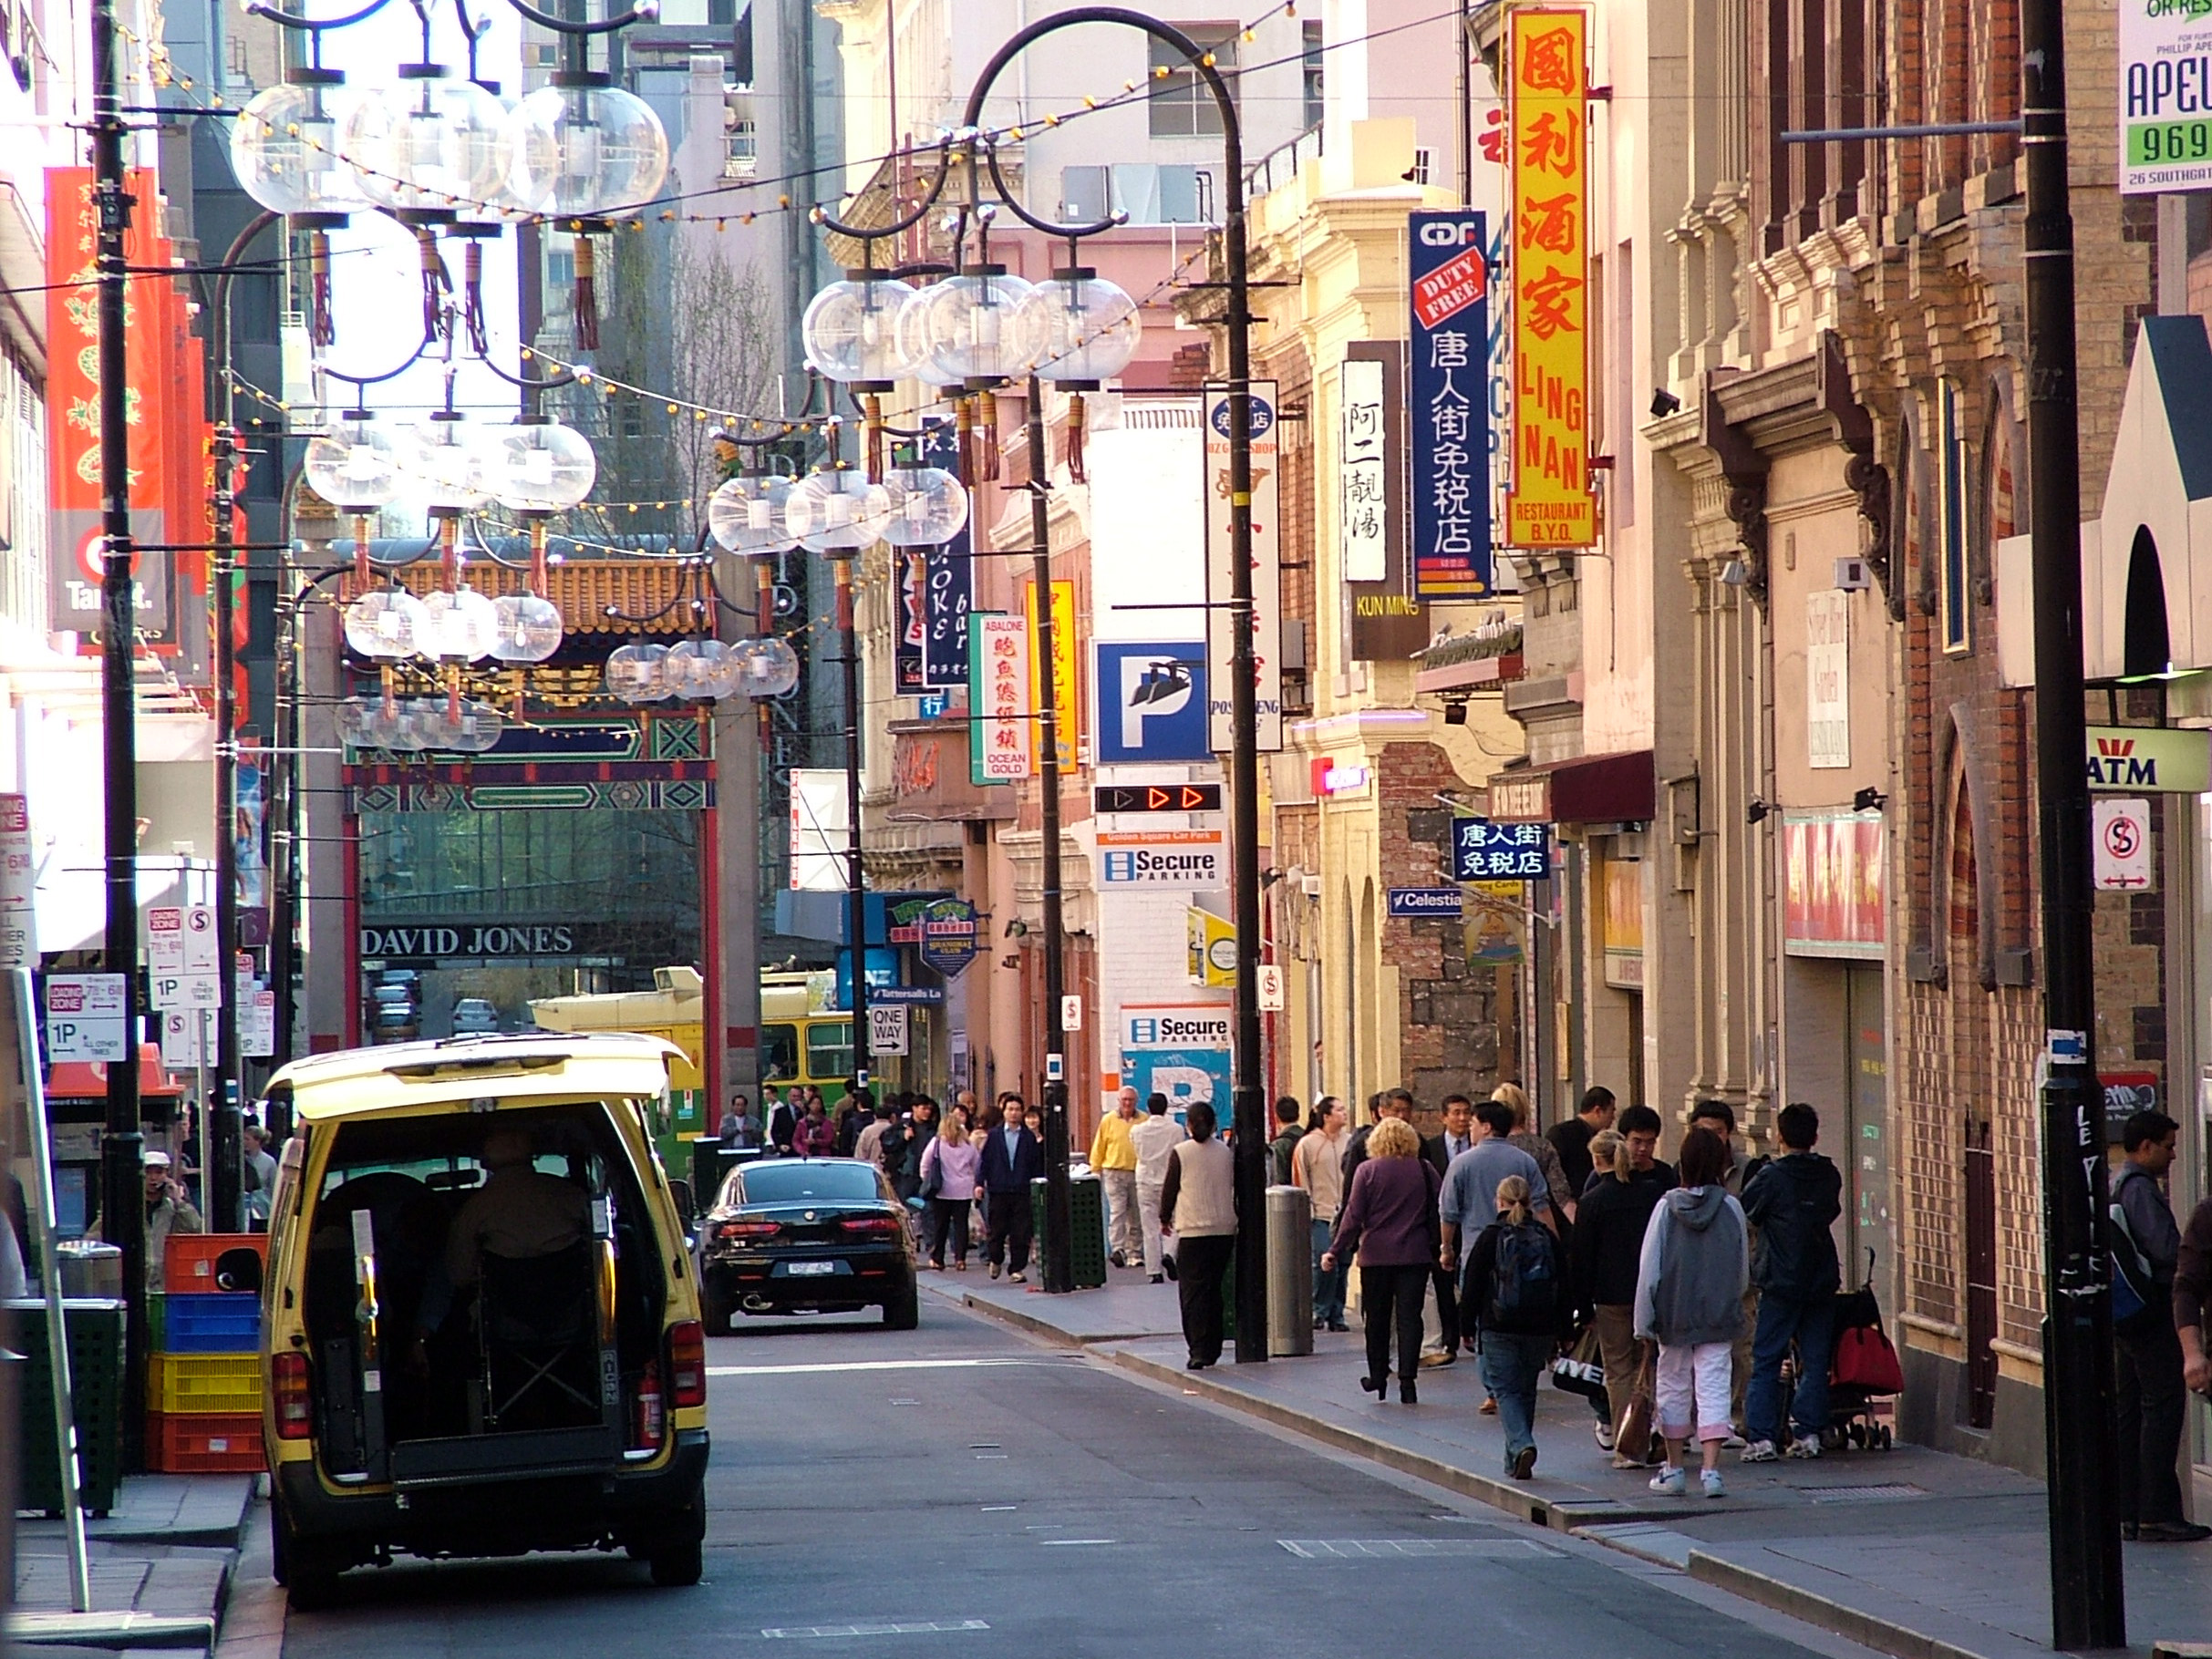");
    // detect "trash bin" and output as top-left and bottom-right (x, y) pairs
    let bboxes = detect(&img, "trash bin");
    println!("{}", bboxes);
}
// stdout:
(1029, 1175), (1109, 1288)
(53, 1241), (122, 1301)
(8, 1297), (127, 1516)
(1266, 1185), (1313, 1357)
